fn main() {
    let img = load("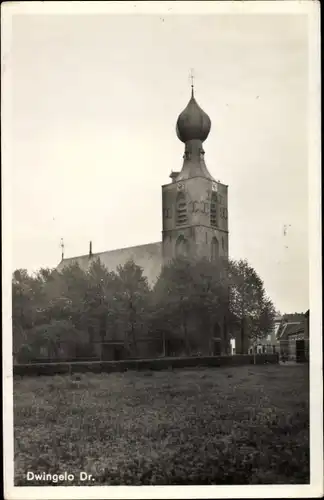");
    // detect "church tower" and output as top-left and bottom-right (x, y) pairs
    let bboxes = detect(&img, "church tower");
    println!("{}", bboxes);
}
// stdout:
(162, 85), (229, 264)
